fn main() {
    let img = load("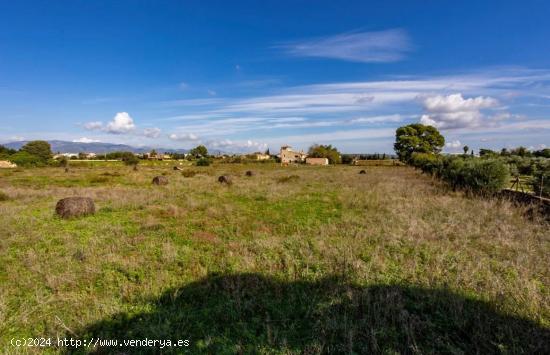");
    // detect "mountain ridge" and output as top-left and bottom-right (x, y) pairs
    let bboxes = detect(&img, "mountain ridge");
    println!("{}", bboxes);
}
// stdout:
(2, 140), (190, 154)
